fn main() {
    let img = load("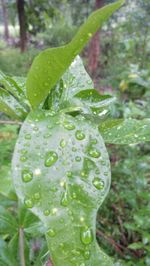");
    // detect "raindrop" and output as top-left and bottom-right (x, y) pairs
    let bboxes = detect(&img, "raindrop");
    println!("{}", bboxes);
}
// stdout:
(67, 171), (73, 178)
(80, 227), (93, 245)
(20, 156), (27, 162)
(75, 130), (85, 140)
(24, 198), (33, 208)
(22, 169), (33, 183)
(92, 177), (104, 190)
(64, 122), (75, 130)
(25, 134), (31, 140)
(33, 192), (41, 200)
(47, 229), (56, 237)
(84, 250), (90, 259)
(61, 191), (69, 207)
(88, 149), (101, 158)
(75, 156), (81, 162)
(44, 151), (58, 167)
(60, 139), (66, 148)
(44, 209), (50, 216)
